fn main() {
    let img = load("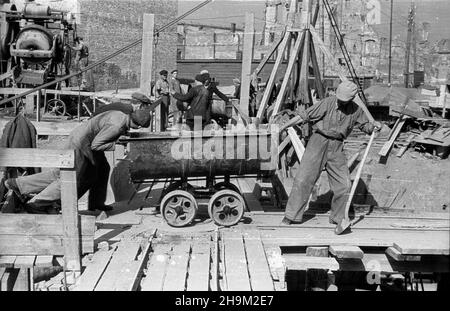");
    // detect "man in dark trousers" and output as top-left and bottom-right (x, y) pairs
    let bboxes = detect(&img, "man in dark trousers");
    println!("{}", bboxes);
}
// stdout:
(171, 74), (210, 130)
(4, 109), (151, 214)
(154, 70), (171, 130)
(281, 81), (381, 227)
